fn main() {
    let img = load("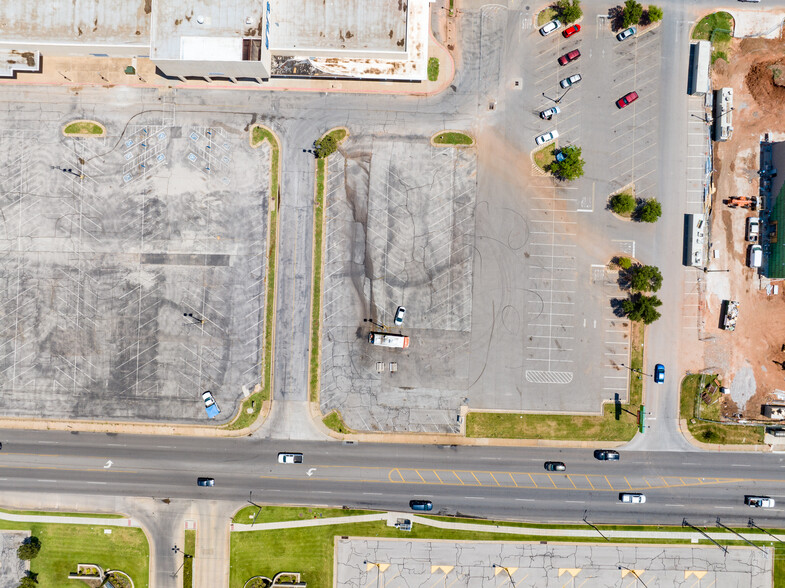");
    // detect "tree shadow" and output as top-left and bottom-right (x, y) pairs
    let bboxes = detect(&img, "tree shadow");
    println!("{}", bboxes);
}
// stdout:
(608, 6), (624, 31)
